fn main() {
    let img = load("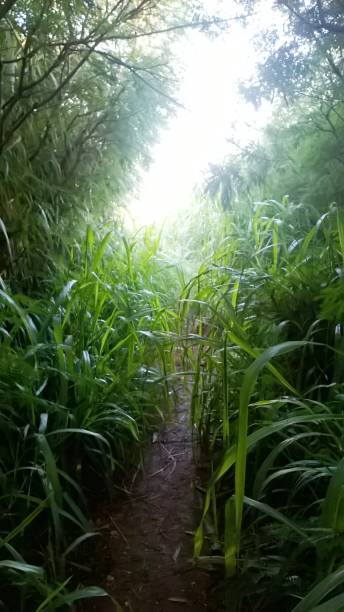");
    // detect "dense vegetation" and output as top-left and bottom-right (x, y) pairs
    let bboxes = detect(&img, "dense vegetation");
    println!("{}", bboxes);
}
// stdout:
(181, 197), (343, 611)
(186, 2), (344, 609)
(0, 0), (343, 611)
(0, 0), (191, 608)
(0, 0), (202, 286)
(0, 226), (180, 608)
